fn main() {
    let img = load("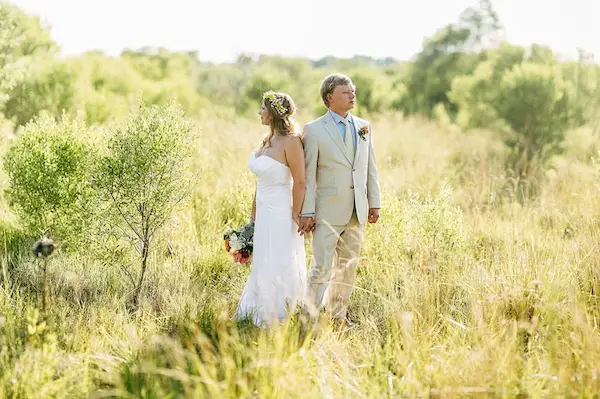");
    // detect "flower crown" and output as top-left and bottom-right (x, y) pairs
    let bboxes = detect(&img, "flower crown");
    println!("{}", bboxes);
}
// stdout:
(263, 91), (288, 116)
